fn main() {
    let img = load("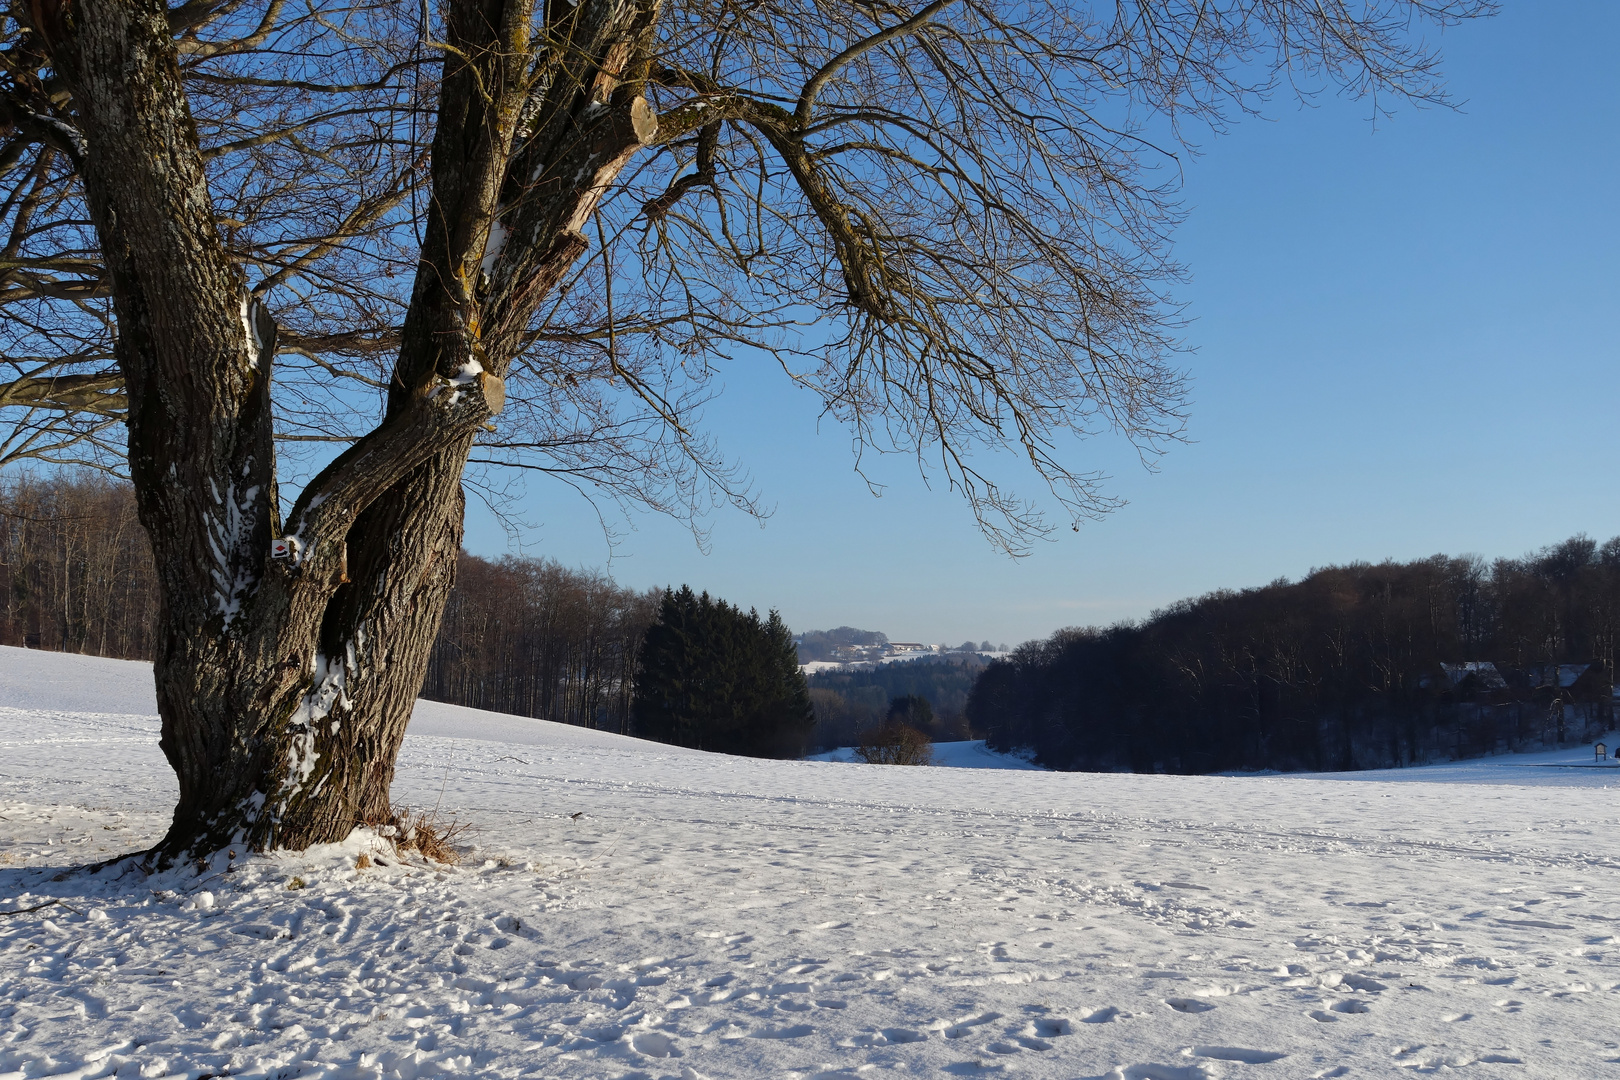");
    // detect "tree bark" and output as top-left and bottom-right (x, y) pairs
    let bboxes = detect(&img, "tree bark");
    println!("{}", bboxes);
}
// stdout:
(41, 0), (661, 862)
